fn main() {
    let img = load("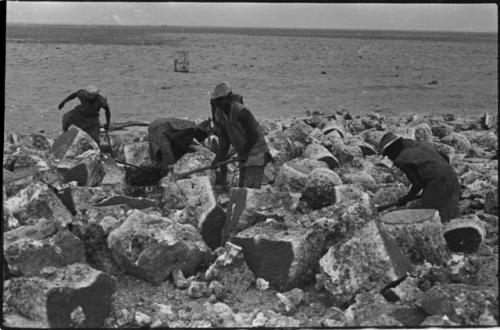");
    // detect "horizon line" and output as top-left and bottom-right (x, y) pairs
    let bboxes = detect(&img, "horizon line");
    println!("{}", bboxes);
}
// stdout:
(6, 22), (498, 34)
